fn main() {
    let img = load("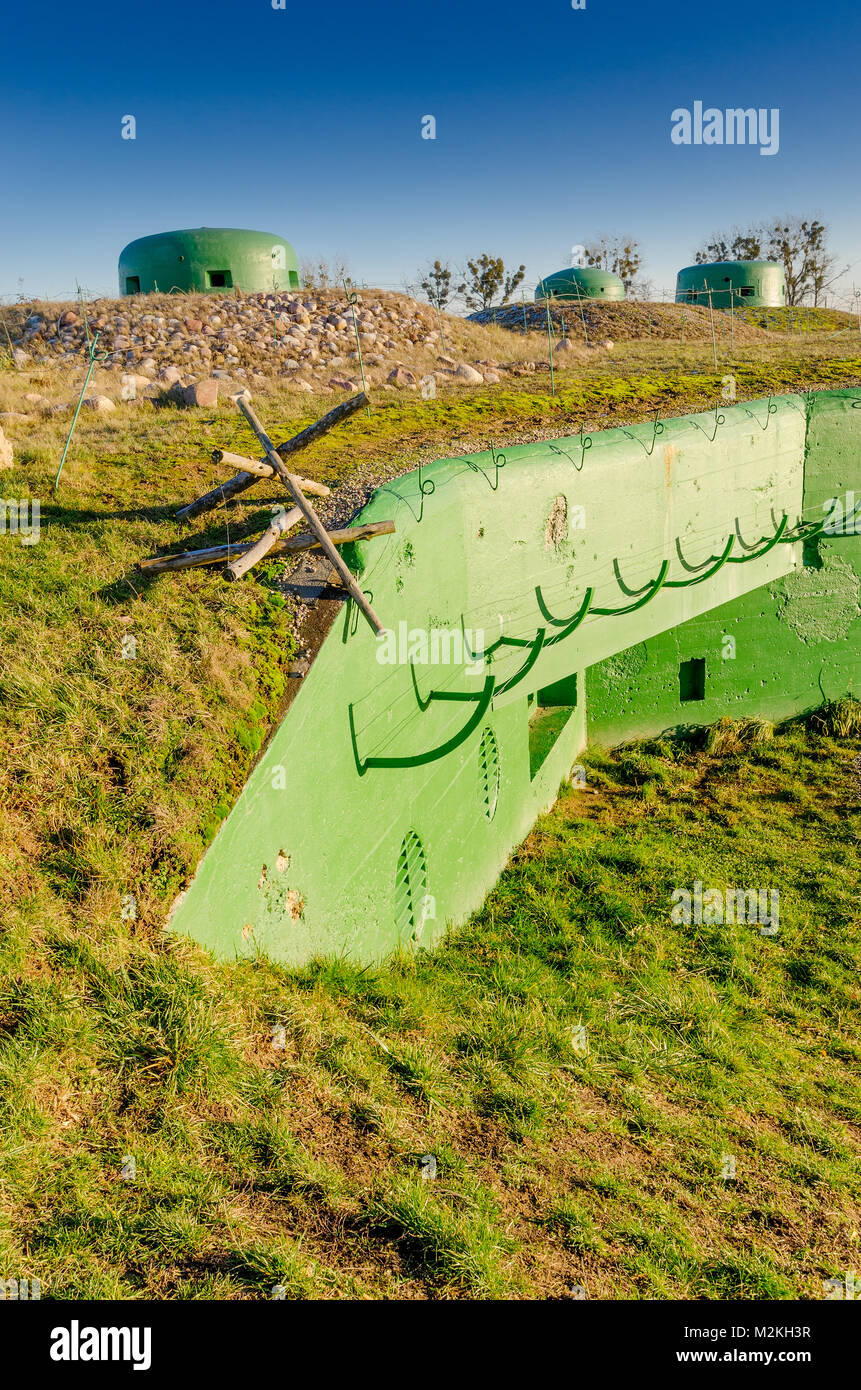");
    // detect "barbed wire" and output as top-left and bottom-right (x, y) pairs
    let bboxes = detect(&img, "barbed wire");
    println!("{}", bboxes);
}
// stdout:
(2, 276), (861, 324)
